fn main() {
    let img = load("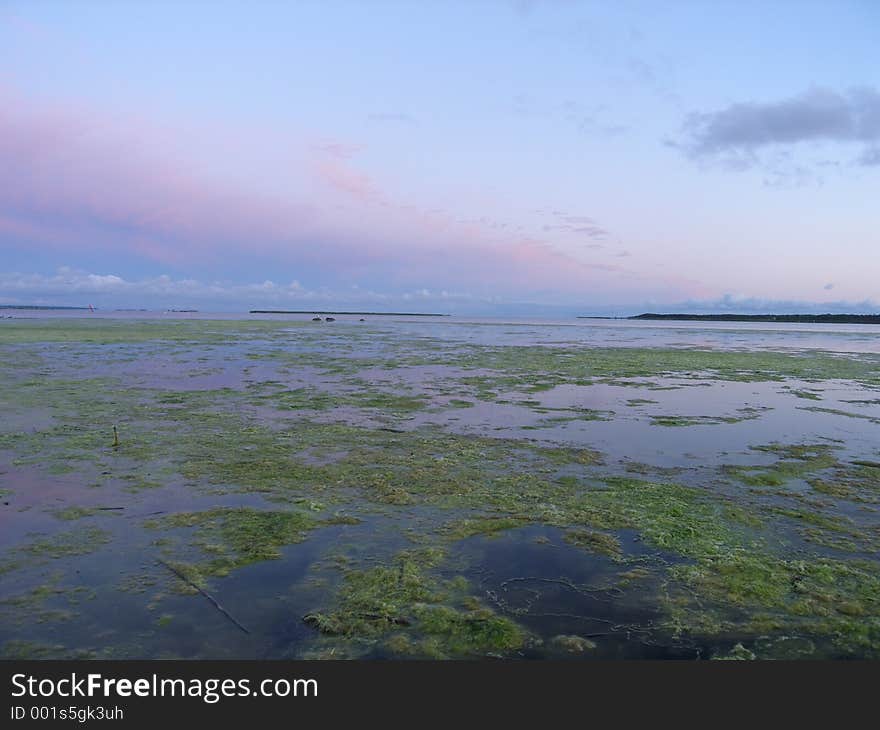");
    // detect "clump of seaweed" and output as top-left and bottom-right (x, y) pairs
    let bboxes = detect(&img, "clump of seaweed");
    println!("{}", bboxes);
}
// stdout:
(303, 555), (525, 658)
(19, 527), (112, 561)
(549, 634), (598, 653)
(563, 528), (622, 558)
(146, 507), (318, 577)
